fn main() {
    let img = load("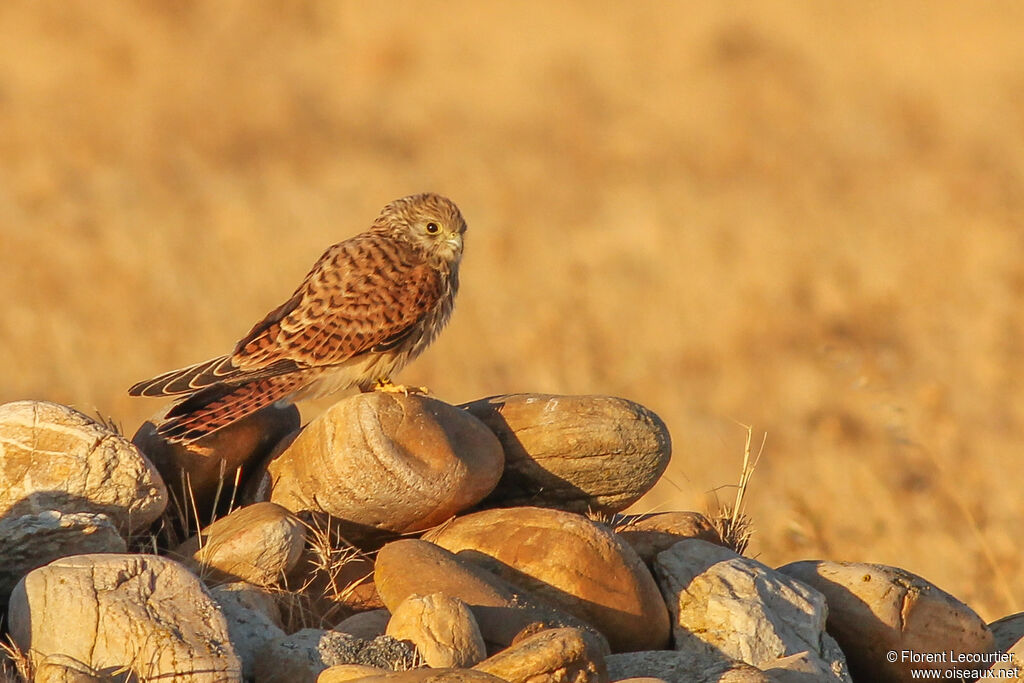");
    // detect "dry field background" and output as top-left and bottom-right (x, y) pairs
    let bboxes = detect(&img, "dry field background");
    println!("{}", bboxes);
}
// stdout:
(2, 1), (1023, 620)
